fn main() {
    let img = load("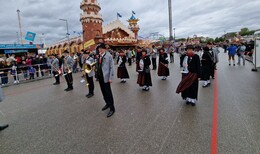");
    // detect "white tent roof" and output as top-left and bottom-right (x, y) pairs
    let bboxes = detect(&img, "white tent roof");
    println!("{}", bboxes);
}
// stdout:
(103, 19), (135, 38)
